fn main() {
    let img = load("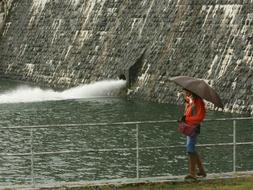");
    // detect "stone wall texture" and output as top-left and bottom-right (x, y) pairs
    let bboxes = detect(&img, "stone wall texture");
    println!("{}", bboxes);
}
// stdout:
(0, 0), (13, 32)
(0, 0), (252, 114)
